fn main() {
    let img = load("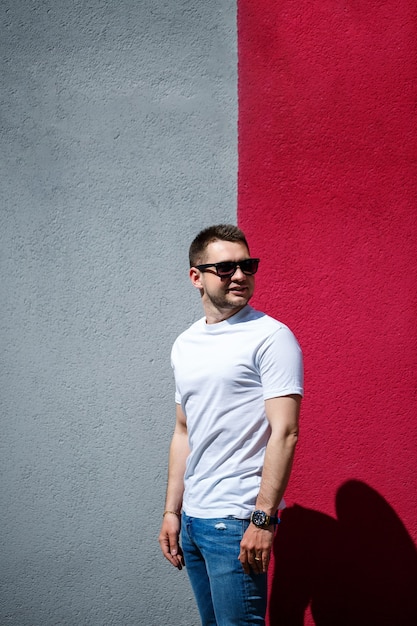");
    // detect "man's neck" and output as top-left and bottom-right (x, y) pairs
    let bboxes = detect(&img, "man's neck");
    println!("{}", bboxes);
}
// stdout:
(203, 304), (247, 325)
